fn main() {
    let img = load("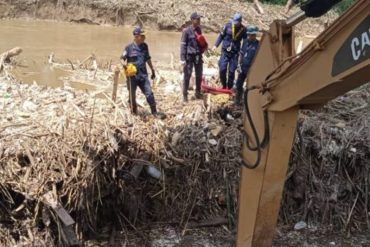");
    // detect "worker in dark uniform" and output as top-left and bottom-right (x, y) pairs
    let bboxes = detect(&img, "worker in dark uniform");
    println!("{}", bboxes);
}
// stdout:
(121, 27), (163, 118)
(180, 12), (207, 102)
(212, 13), (247, 89)
(235, 26), (259, 105)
